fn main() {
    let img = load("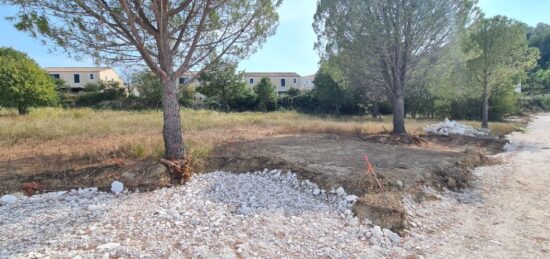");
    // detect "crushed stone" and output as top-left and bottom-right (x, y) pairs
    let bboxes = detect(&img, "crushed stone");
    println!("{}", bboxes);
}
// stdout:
(425, 118), (489, 137)
(0, 169), (403, 258)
